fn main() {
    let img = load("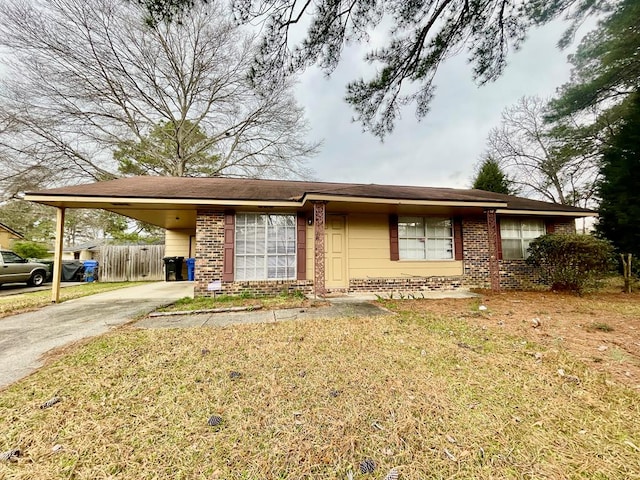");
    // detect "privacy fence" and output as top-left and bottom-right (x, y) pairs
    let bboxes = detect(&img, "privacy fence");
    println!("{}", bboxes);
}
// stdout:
(98, 245), (165, 282)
